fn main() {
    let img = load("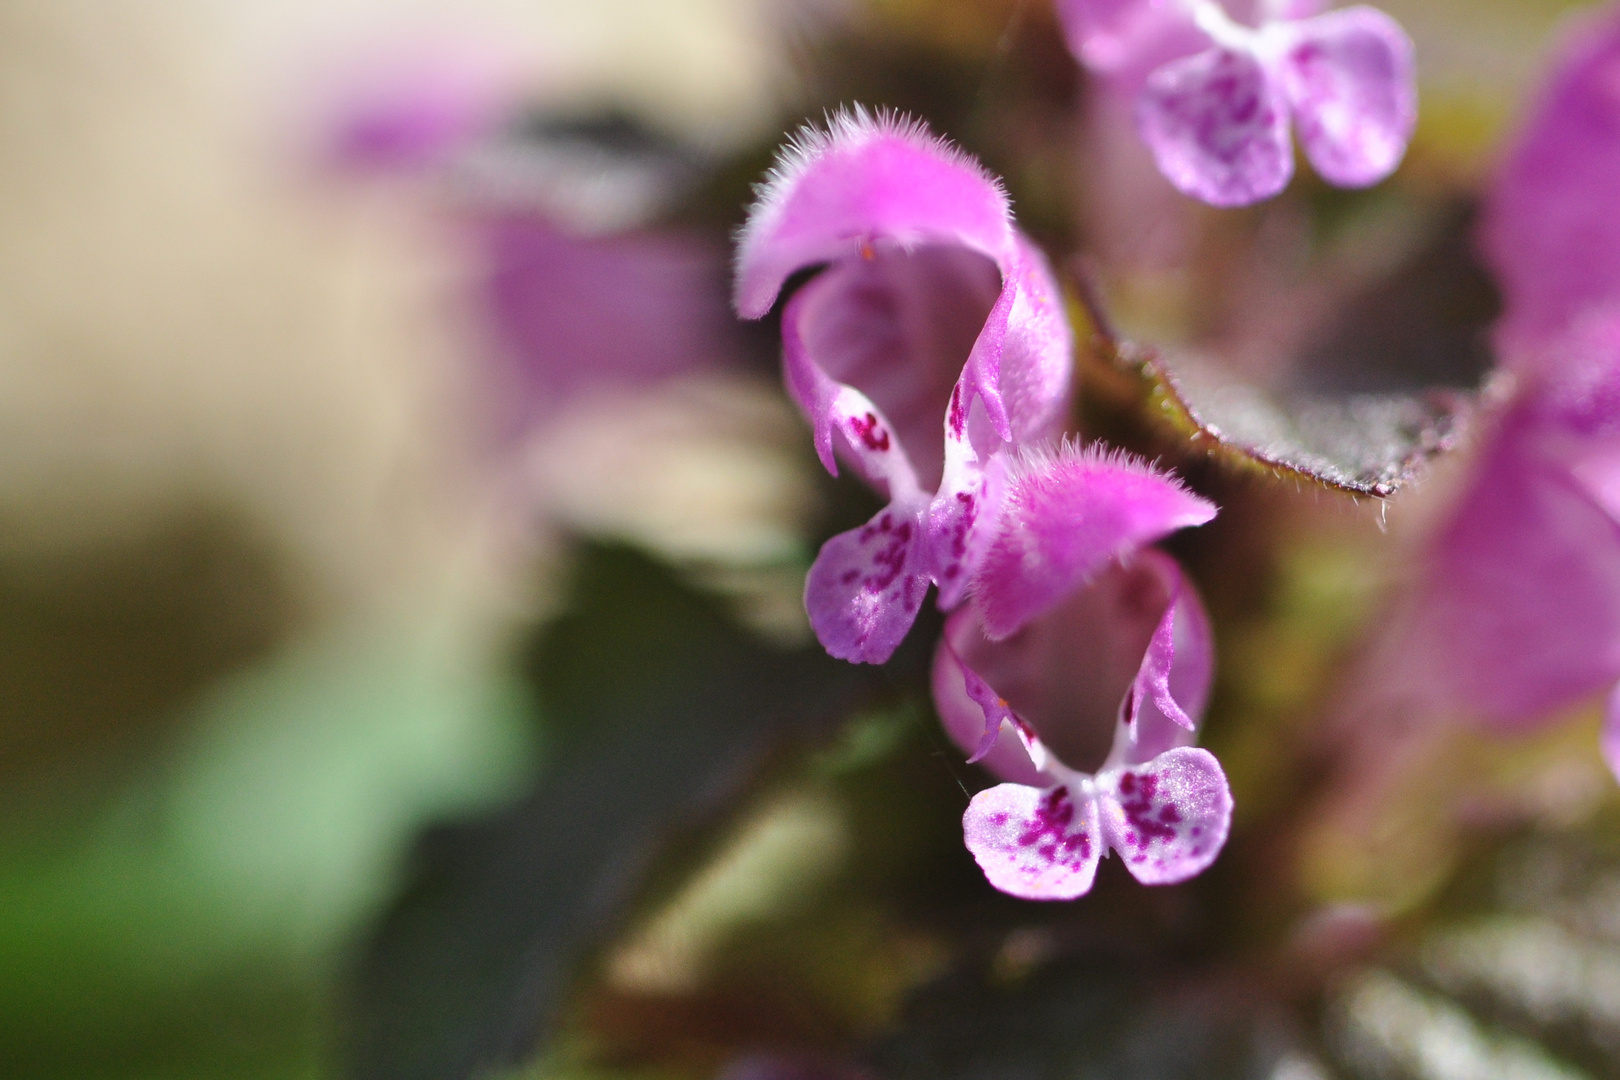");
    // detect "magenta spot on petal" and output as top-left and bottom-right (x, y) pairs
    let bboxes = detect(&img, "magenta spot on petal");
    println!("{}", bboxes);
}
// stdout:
(849, 412), (891, 452)
(948, 384), (966, 437)
(840, 569), (860, 585)
(1116, 769), (1181, 849)
(1011, 789), (1093, 866)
